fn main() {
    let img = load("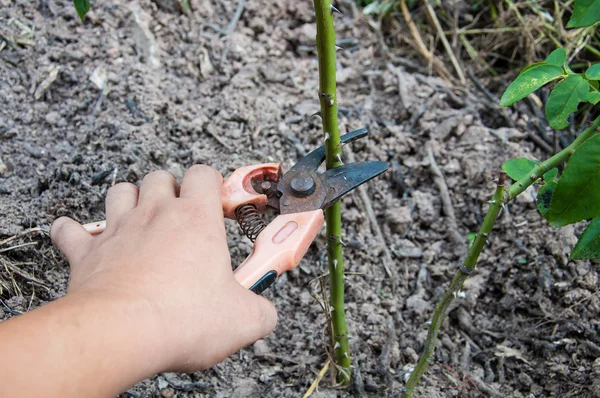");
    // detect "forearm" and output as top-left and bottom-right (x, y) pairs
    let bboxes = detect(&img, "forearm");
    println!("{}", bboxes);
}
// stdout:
(0, 291), (167, 397)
